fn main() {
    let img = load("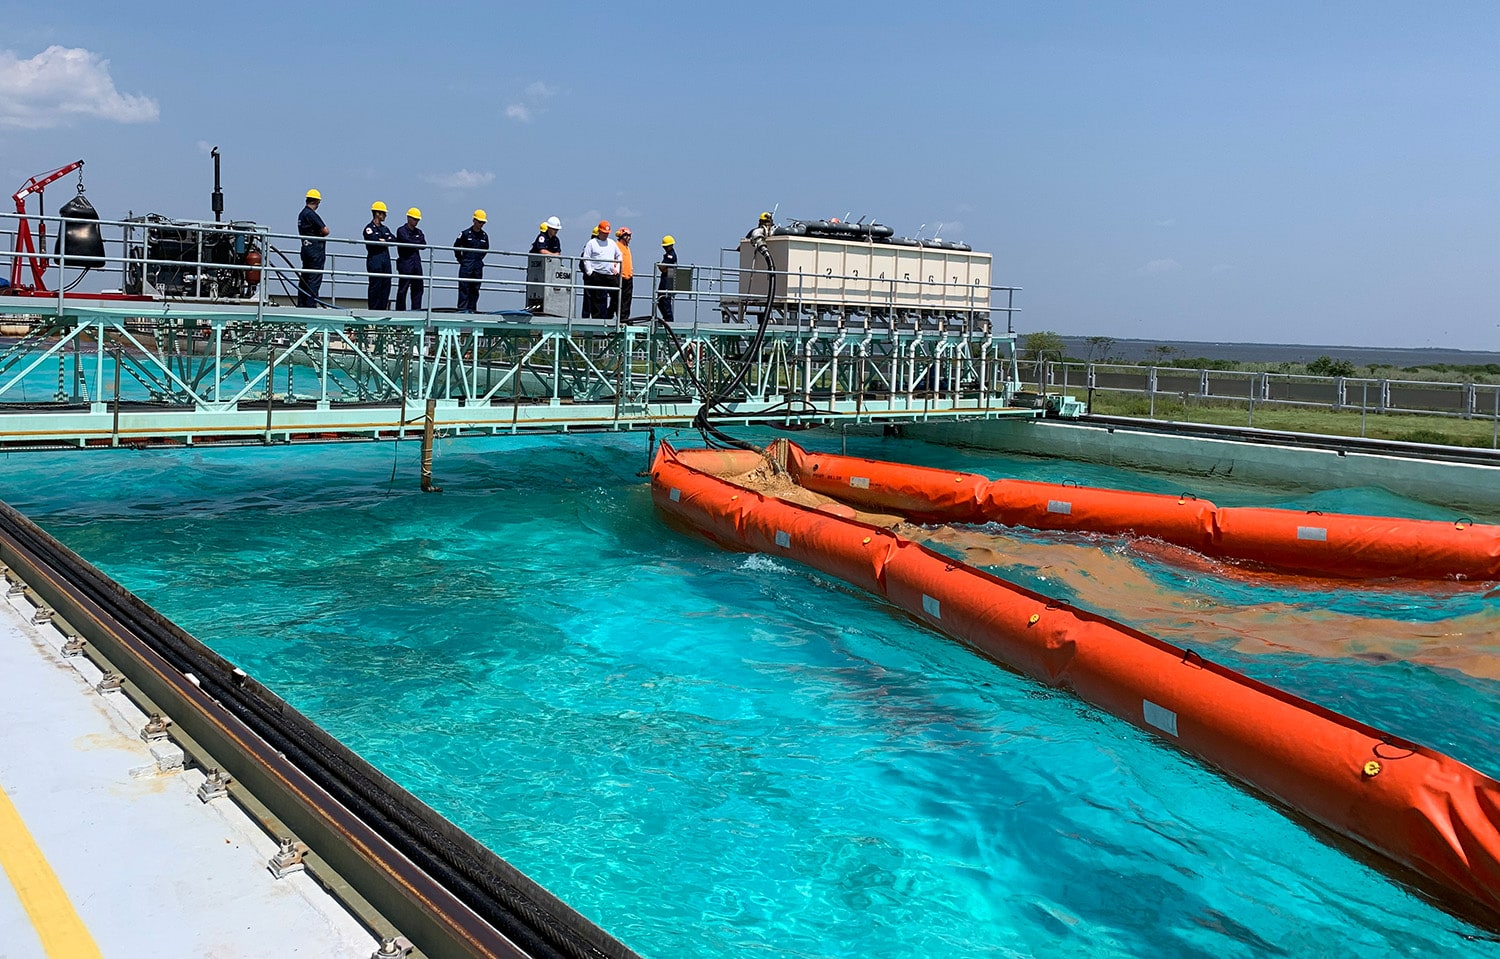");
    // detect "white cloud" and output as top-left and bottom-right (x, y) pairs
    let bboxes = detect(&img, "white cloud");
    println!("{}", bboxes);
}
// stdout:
(0, 46), (158, 128)
(933, 220), (964, 238)
(196, 139), (214, 154)
(1140, 258), (1181, 275)
(425, 169), (496, 190)
(614, 205), (641, 219)
(506, 81), (559, 123)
